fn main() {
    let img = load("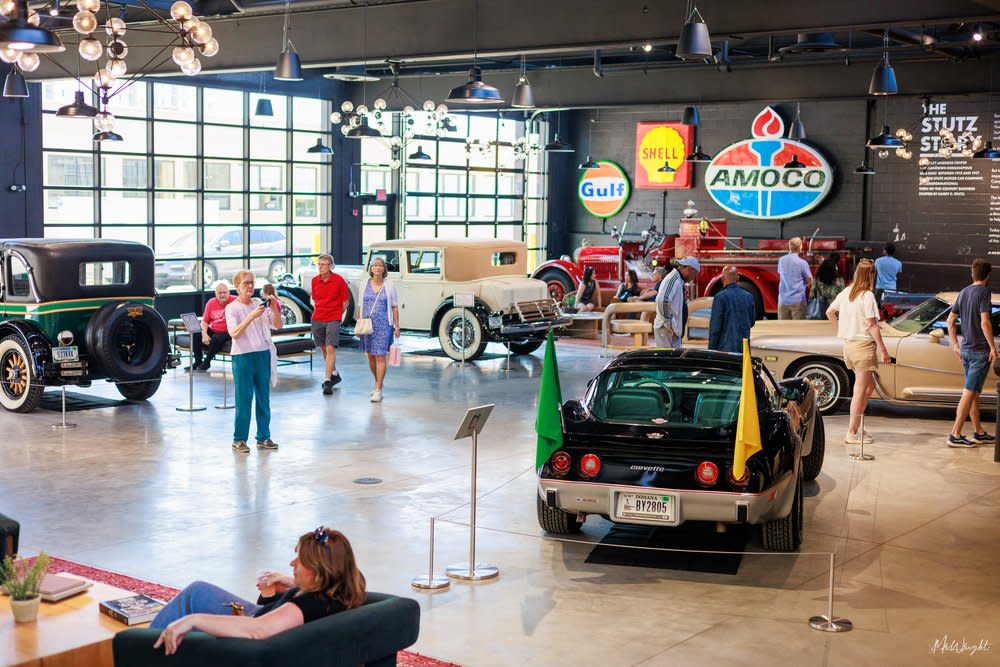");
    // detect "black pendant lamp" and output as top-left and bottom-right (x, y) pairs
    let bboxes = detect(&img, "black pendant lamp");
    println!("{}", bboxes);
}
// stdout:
(778, 32), (842, 55)
(306, 138), (333, 154)
(783, 154), (805, 169)
(93, 130), (123, 142)
(255, 97), (274, 117)
(408, 145), (432, 161)
(346, 115), (382, 139)
(3, 64), (28, 98)
(447, 65), (503, 105)
(545, 134), (574, 152)
(788, 103), (807, 140)
(865, 125), (904, 149)
(0, 0), (65, 53)
(682, 106), (700, 126)
(578, 156), (599, 169)
(854, 159), (876, 175)
(869, 30), (898, 96)
(686, 145), (712, 162)
(675, 3), (712, 60)
(657, 161), (676, 173)
(511, 55), (535, 109)
(56, 90), (98, 118)
(273, 0), (302, 81)
(972, 141), (1000, 159)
